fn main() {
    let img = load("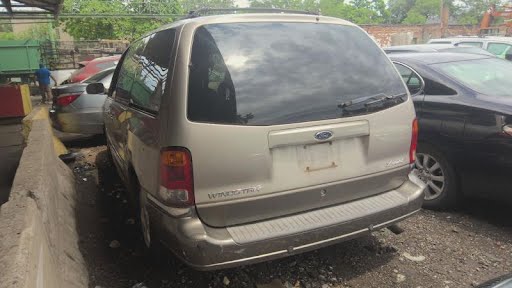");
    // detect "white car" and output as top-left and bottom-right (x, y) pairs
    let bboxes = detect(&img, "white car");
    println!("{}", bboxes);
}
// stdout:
(427, 36), (512, 60)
